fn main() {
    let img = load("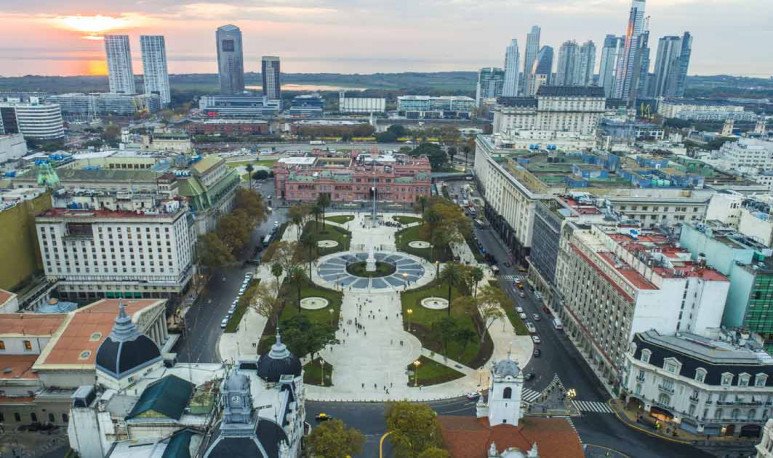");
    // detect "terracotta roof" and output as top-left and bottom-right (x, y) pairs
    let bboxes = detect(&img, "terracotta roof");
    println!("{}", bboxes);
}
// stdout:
(0, 355), (39, 380)
(38, 299), (163, 368)
(0, 289), (14, 306)
(0, 314), (67, 336)
(438, 416), (583, 458)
